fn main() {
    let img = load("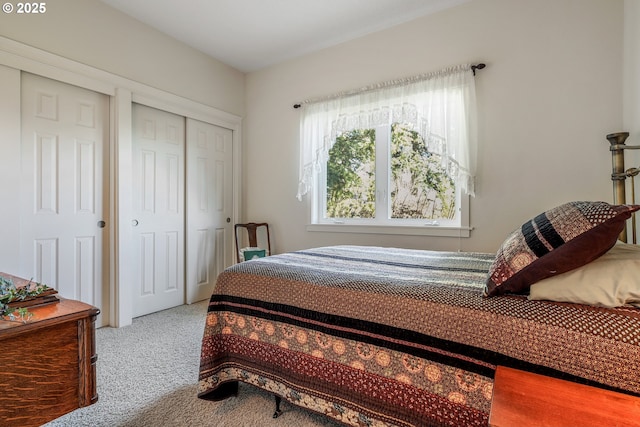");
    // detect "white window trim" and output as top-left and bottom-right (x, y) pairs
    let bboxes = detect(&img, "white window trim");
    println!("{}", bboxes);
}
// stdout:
(307, 192), (471, 237)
